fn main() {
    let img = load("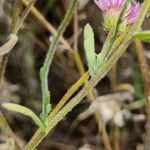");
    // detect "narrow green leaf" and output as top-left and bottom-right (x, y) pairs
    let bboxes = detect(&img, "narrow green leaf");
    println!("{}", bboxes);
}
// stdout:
(2, 103), (45, 130)
(84, 23), (97, 75)
(133, 31), (150, 42)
